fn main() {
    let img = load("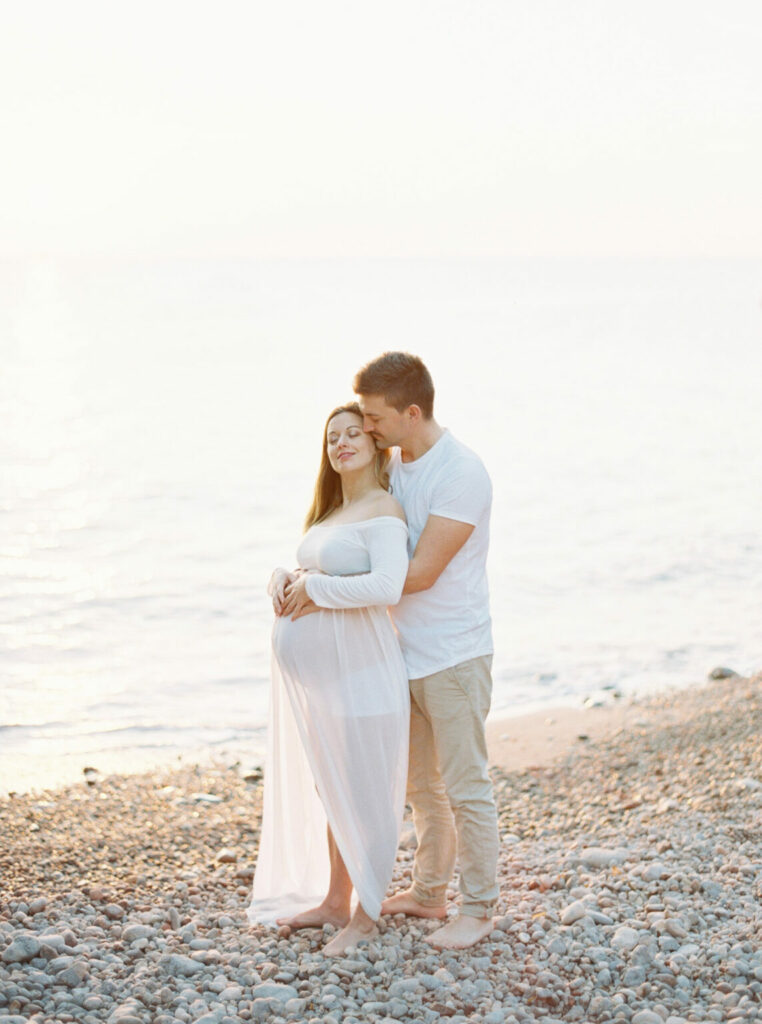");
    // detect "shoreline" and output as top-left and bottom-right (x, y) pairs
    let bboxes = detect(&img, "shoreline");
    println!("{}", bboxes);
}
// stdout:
(0, 697), (625, 799)
(486, 696), (642, 773)
(0, 680), (720, 801)
(2, 671), (761, 1022)
(0, 670), (726, 799)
